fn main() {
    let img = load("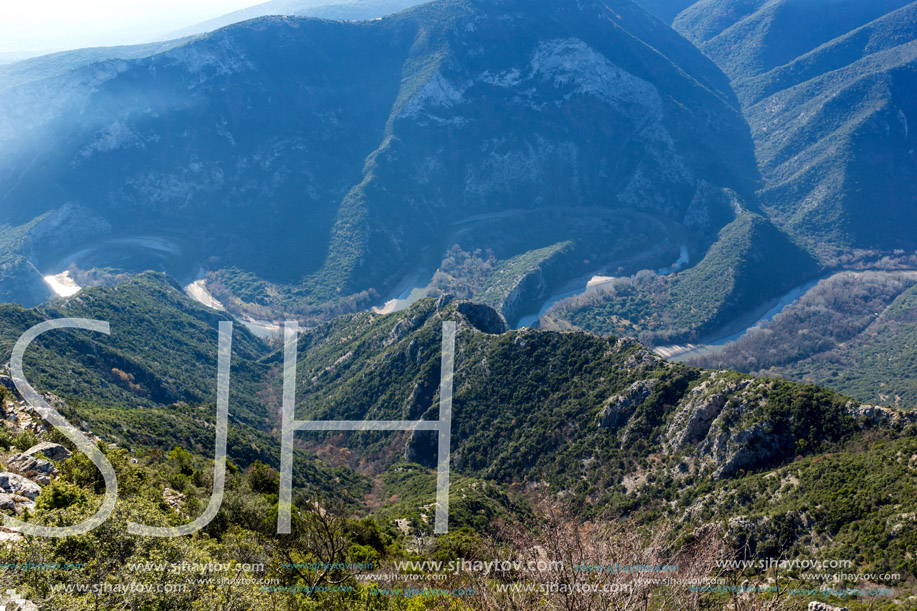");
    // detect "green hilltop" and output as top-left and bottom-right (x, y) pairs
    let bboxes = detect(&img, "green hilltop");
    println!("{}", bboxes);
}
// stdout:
(2, 274), (915, 586)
